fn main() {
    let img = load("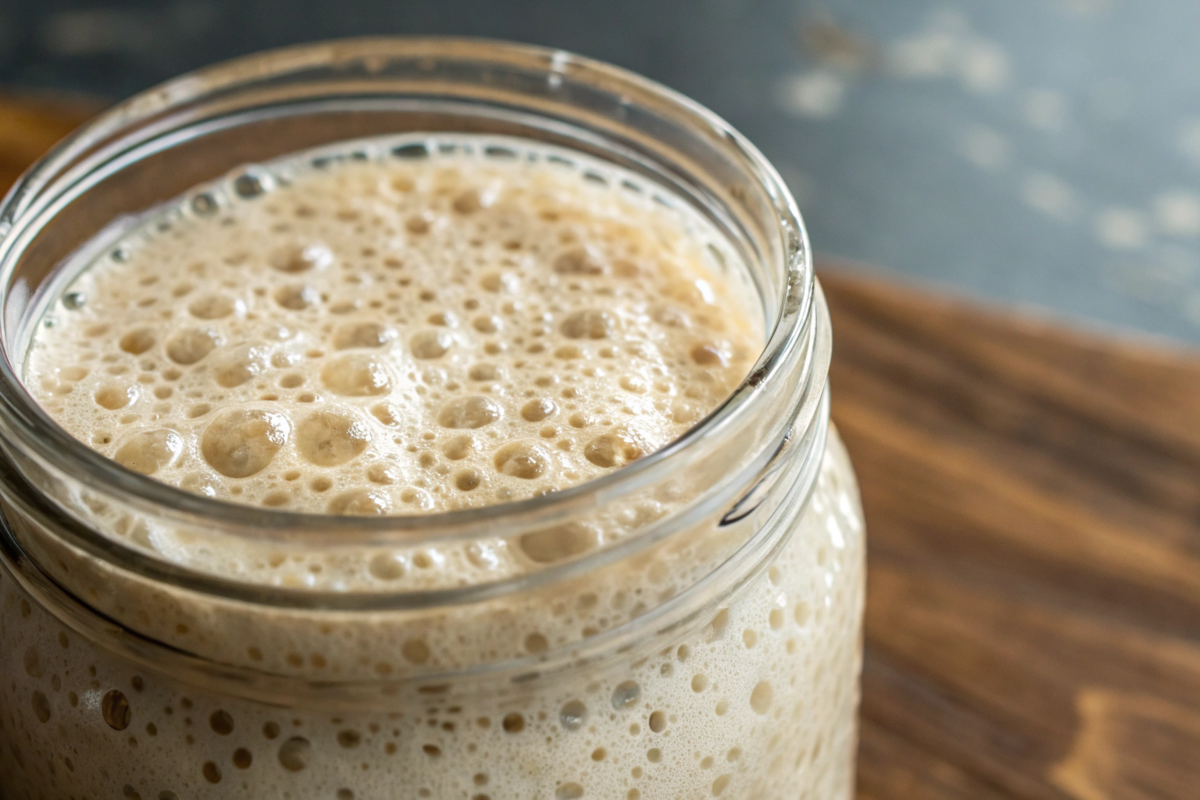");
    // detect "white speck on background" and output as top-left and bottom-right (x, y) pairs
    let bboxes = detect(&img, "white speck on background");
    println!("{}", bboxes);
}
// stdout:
(888, 32), (958, 78)
(958, 38), (1010, 94)
(1021, 172), (1078, 221)
(774, 71), (846, 119)
(1095, 207), (1148, 249)
(958, 125), (1011, 171)
(1176, 118), (1200, 166)
(1153, 191), (1200, 237)
(1023, 89), (1068, 132)
(887, 9), (1009, 94)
